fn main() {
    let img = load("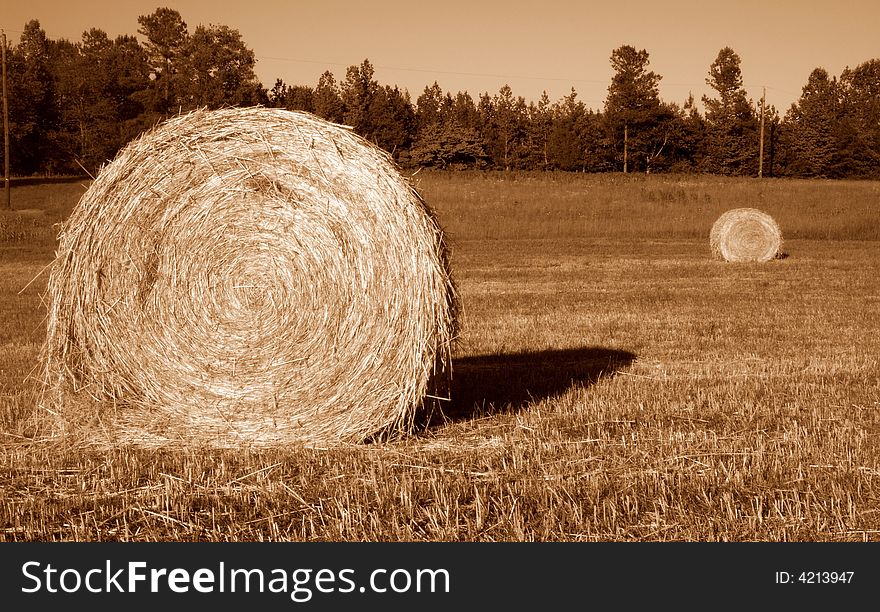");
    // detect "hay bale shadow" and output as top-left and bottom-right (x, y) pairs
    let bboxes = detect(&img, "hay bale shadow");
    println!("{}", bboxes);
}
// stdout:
(423, 346), (636, 427)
